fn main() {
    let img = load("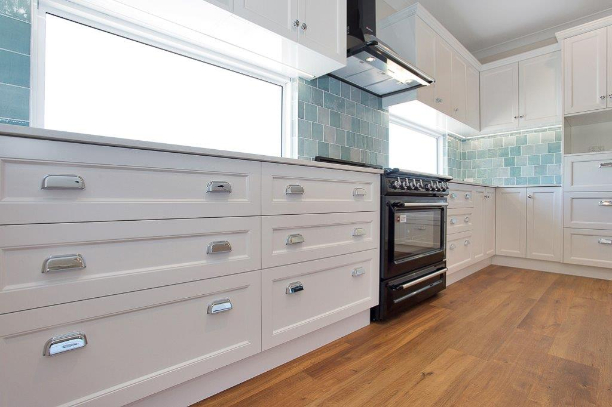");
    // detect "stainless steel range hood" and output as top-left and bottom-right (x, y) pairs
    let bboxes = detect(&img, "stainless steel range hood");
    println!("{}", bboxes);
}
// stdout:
(330, 34), (435, 97)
